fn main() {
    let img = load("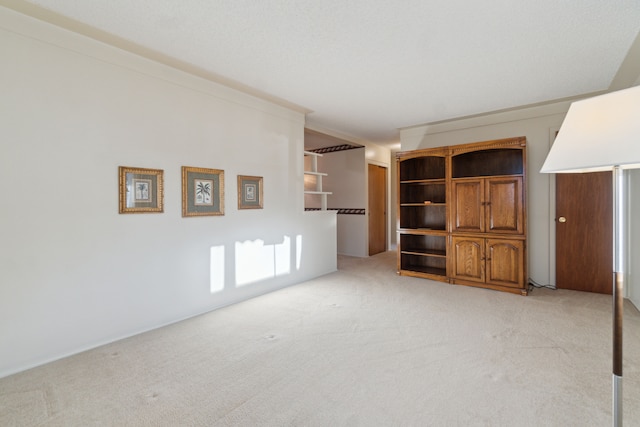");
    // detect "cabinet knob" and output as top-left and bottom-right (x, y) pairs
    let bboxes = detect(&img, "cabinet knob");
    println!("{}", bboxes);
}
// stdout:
(558, 216), (567, 223)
